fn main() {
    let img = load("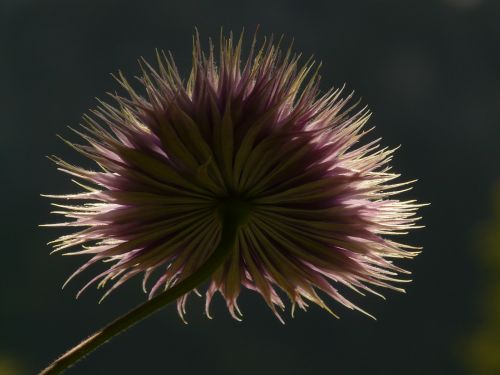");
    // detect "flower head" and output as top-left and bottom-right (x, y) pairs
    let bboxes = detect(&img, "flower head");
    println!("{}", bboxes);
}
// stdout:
(45, 32), (423, 322)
